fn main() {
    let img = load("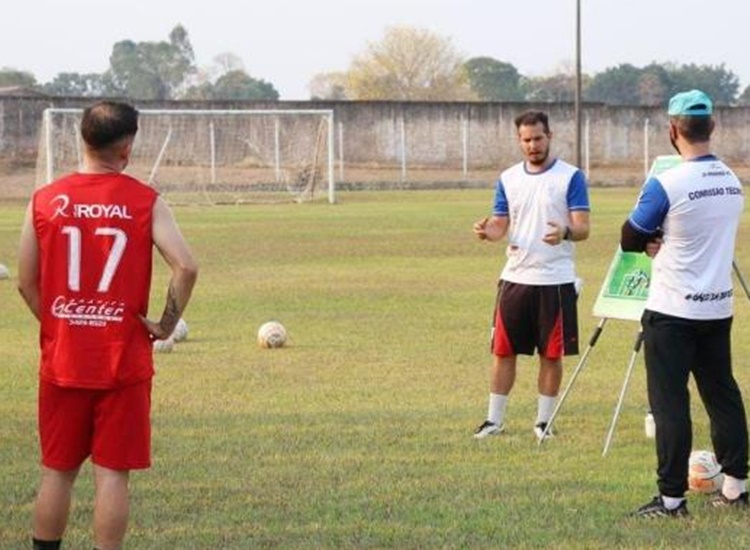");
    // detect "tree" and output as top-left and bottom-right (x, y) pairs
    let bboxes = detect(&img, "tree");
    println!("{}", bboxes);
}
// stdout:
(636, 63), (672, 106)
(346, 26), (473, 100)
(212, 52), (245, 76)
(185, 52), (246, 93)
(585, 62), (739, 106)
(668, 63), (739, 106)
(182, 80), (215, 100)
(41, 72), (113, 97)
(518, 61), (587, 103)
(183, 71), (279, 101)
(0, 68), (37, 88)
(107, 24), (197, 100)
(184, 51), (279, 101)
(211, 70), (279, 100)
(308, 72), (348, 100)
(738, 86), (750, 106)
(108, 40), (163, 99)
(162, 24), (197, 98)
(464, 57), (523, 101)
(586, 63), (643, 104)
(523, 74), (579, 103)
(523, 75), (575, 102)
